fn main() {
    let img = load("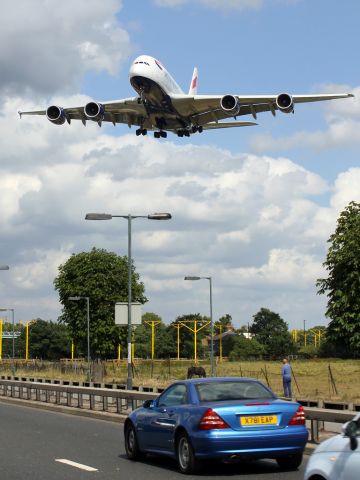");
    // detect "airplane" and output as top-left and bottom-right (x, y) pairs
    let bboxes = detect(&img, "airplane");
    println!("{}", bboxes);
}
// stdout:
(18, 54), (354, 139)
